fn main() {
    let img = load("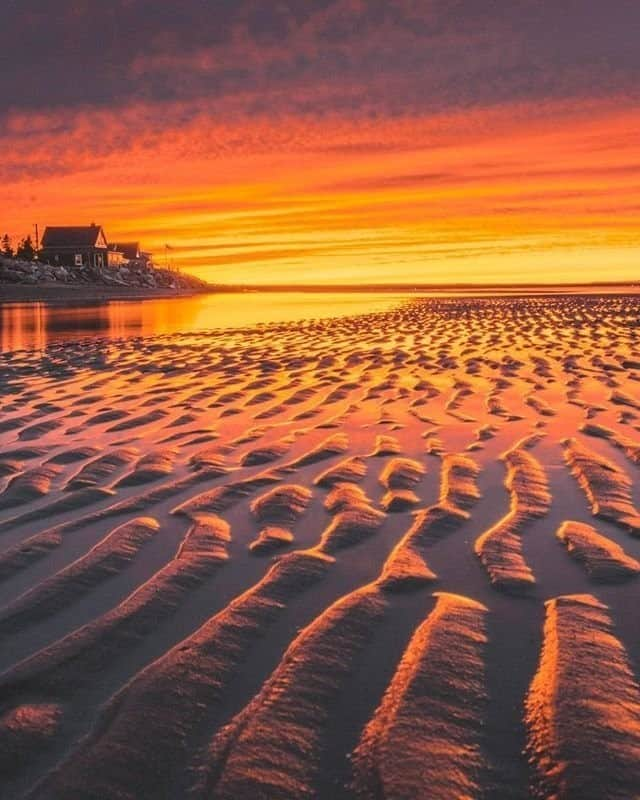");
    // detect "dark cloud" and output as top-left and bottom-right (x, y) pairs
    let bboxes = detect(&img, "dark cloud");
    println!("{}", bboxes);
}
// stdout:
(2, 0), (640, 116)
